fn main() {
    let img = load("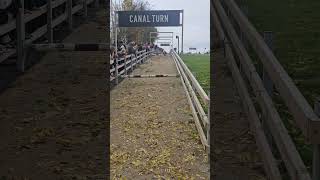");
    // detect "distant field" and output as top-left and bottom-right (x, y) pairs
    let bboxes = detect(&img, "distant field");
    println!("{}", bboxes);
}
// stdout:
(243, 0), (320, 174)
(181, 54), (210, 93)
